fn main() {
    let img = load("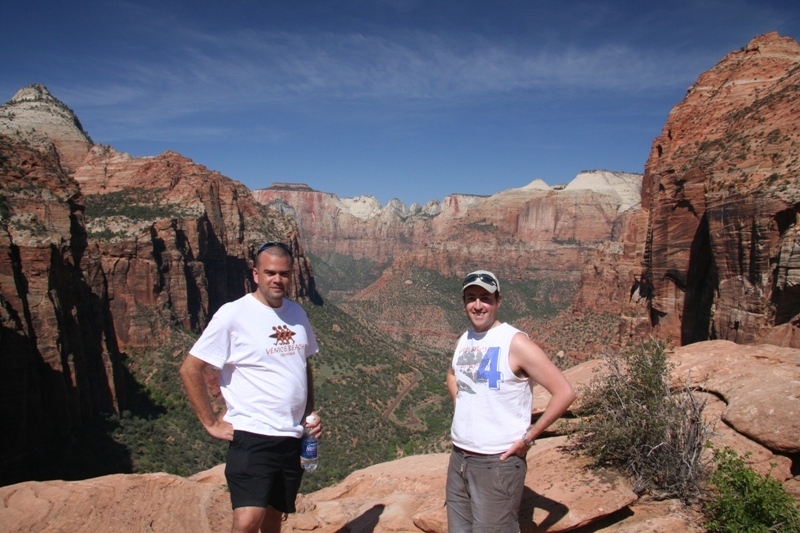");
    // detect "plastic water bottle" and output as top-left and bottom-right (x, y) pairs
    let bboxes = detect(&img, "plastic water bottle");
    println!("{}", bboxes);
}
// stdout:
(300, 415), (318, 471)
